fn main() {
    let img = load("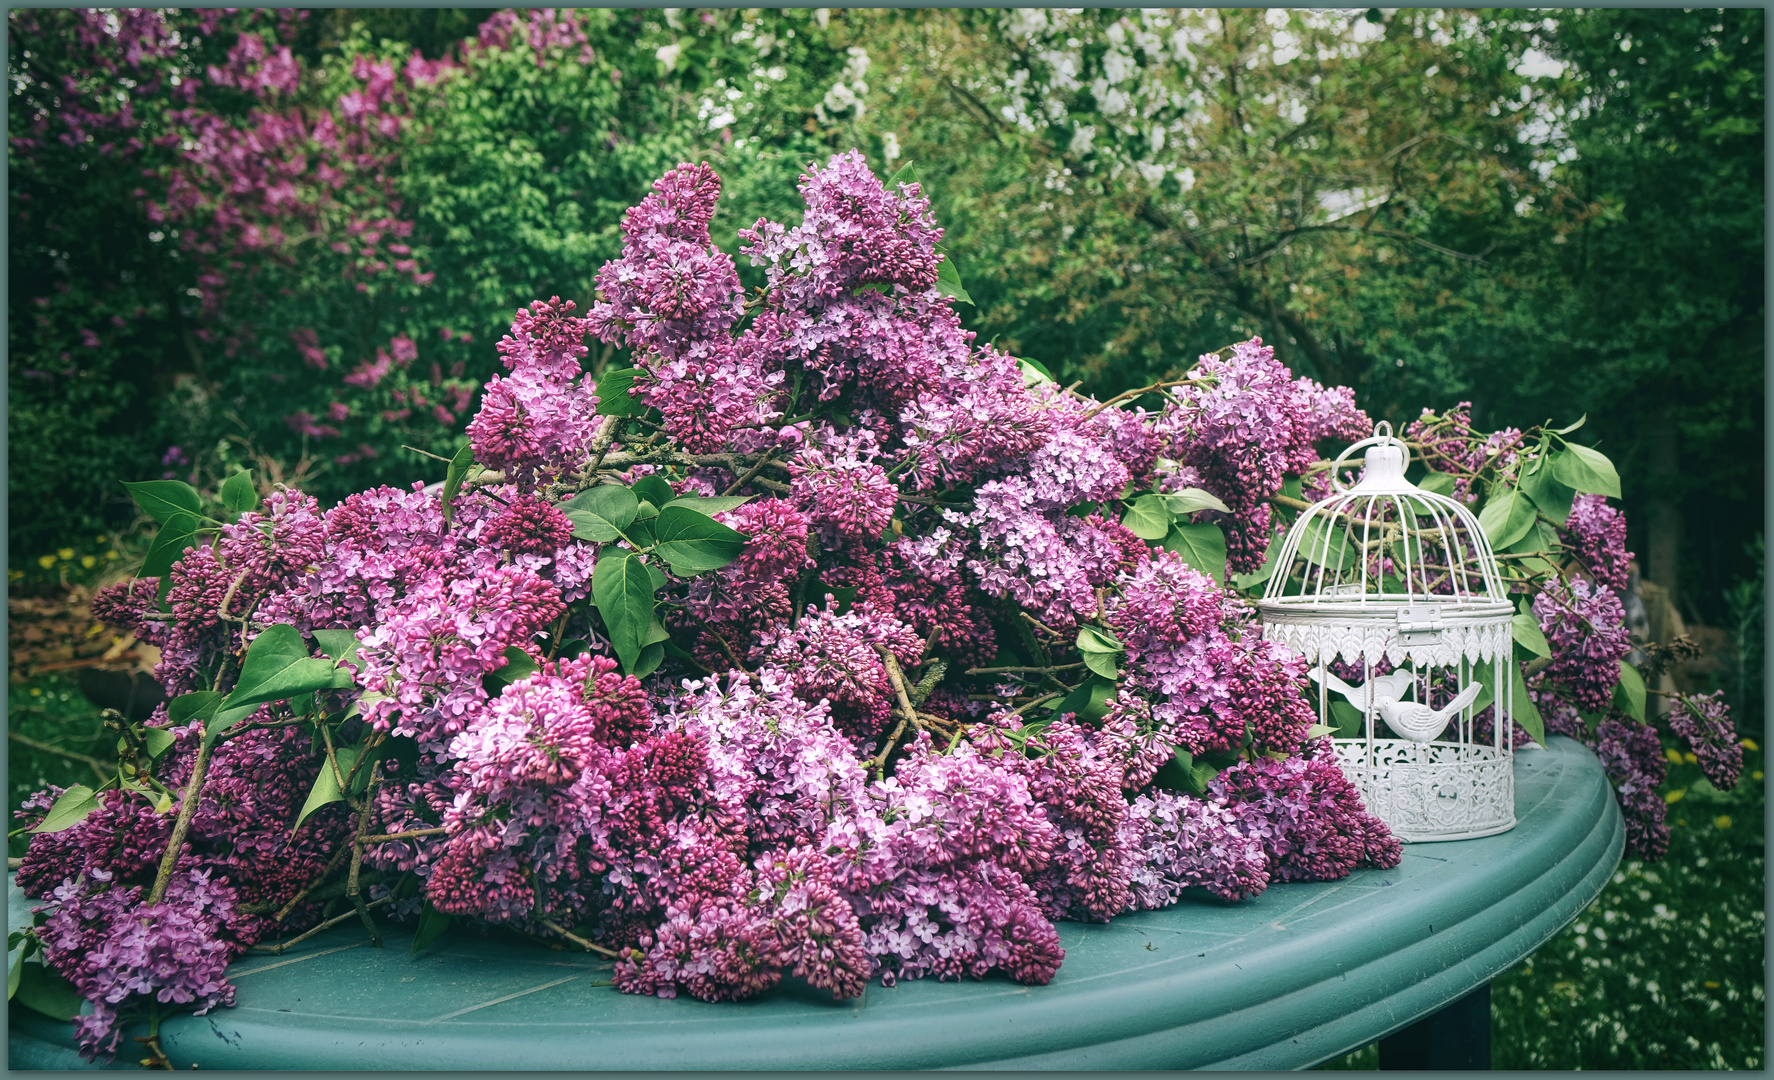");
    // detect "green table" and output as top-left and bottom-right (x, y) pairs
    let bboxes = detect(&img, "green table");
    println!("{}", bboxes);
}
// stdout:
(9, 736), (1622, 1070)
